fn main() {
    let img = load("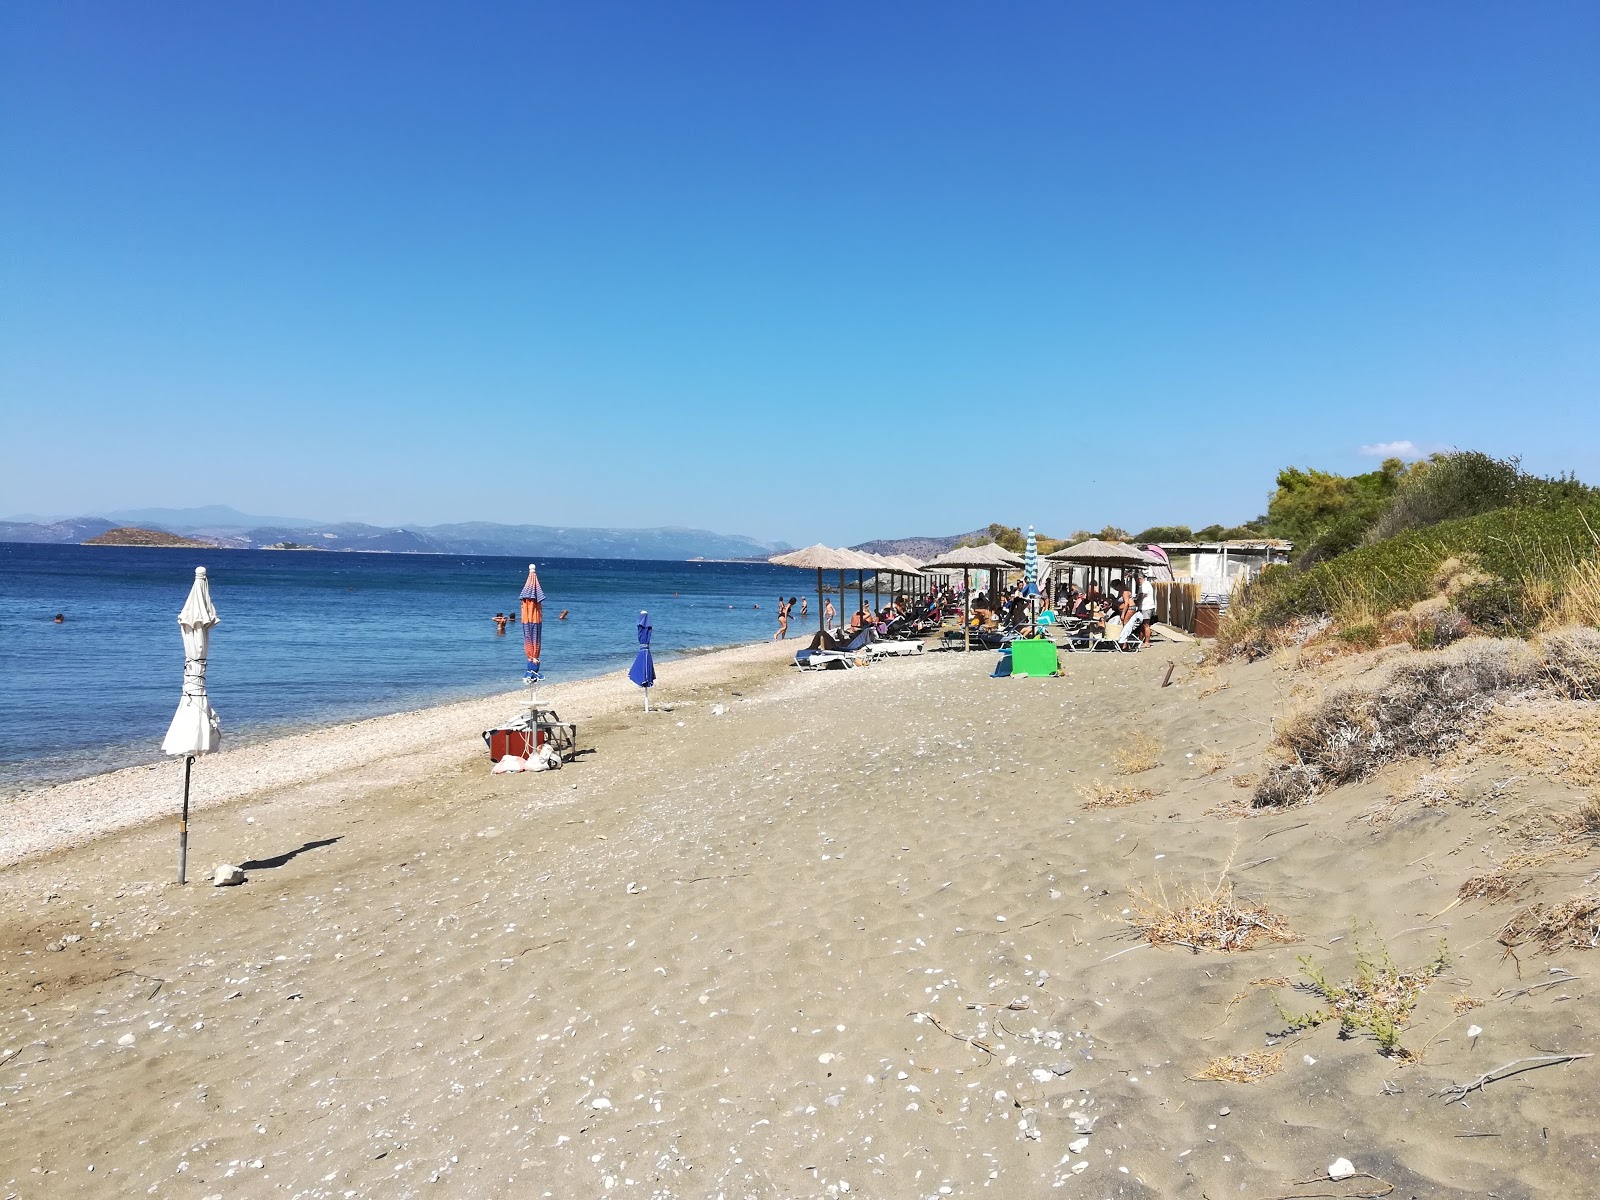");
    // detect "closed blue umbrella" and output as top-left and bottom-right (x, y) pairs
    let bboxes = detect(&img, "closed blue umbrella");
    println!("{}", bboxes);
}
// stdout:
(628, 610), (656, 710)
(1023, 526), (1039, 597)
